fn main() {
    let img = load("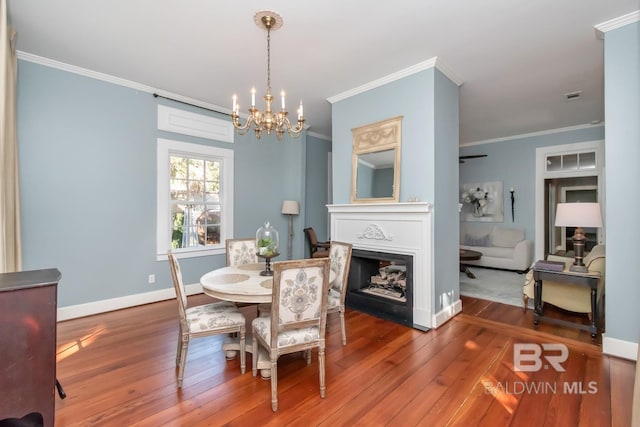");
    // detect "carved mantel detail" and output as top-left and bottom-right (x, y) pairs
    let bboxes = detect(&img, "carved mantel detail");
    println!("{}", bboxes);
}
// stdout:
(356, 224), (393, 241)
